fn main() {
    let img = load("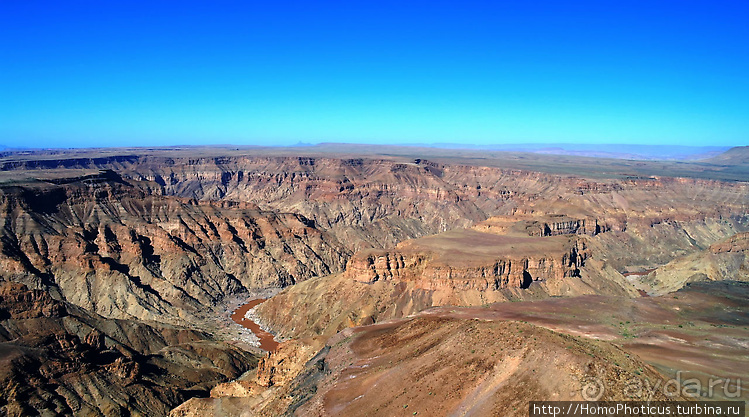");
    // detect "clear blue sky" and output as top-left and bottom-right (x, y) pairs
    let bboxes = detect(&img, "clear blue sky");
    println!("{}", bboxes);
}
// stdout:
(1, 1), (747, 148)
